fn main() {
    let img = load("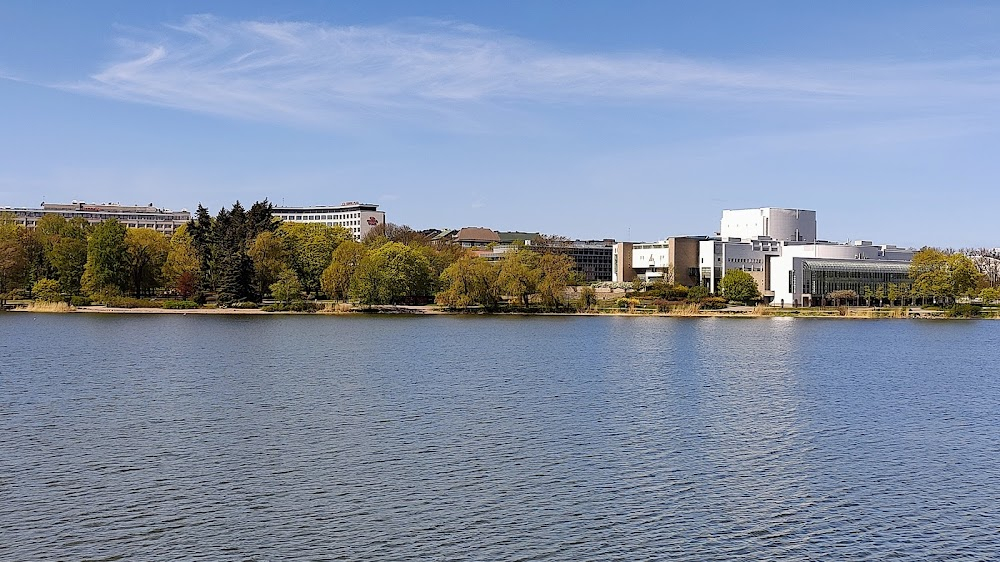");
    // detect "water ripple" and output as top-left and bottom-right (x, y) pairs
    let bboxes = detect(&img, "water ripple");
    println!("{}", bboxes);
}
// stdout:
(1, 315), (999, 560)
